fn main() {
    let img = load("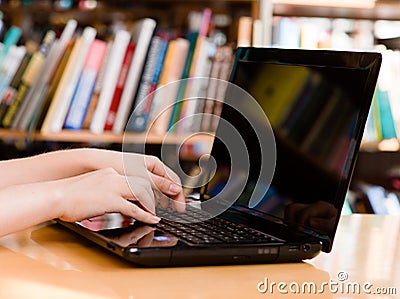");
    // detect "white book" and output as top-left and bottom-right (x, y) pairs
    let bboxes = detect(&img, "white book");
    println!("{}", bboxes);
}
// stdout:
(112, 18), (156, 134)
(41, 26), (96, 133)
(90, 29), (131, 134)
